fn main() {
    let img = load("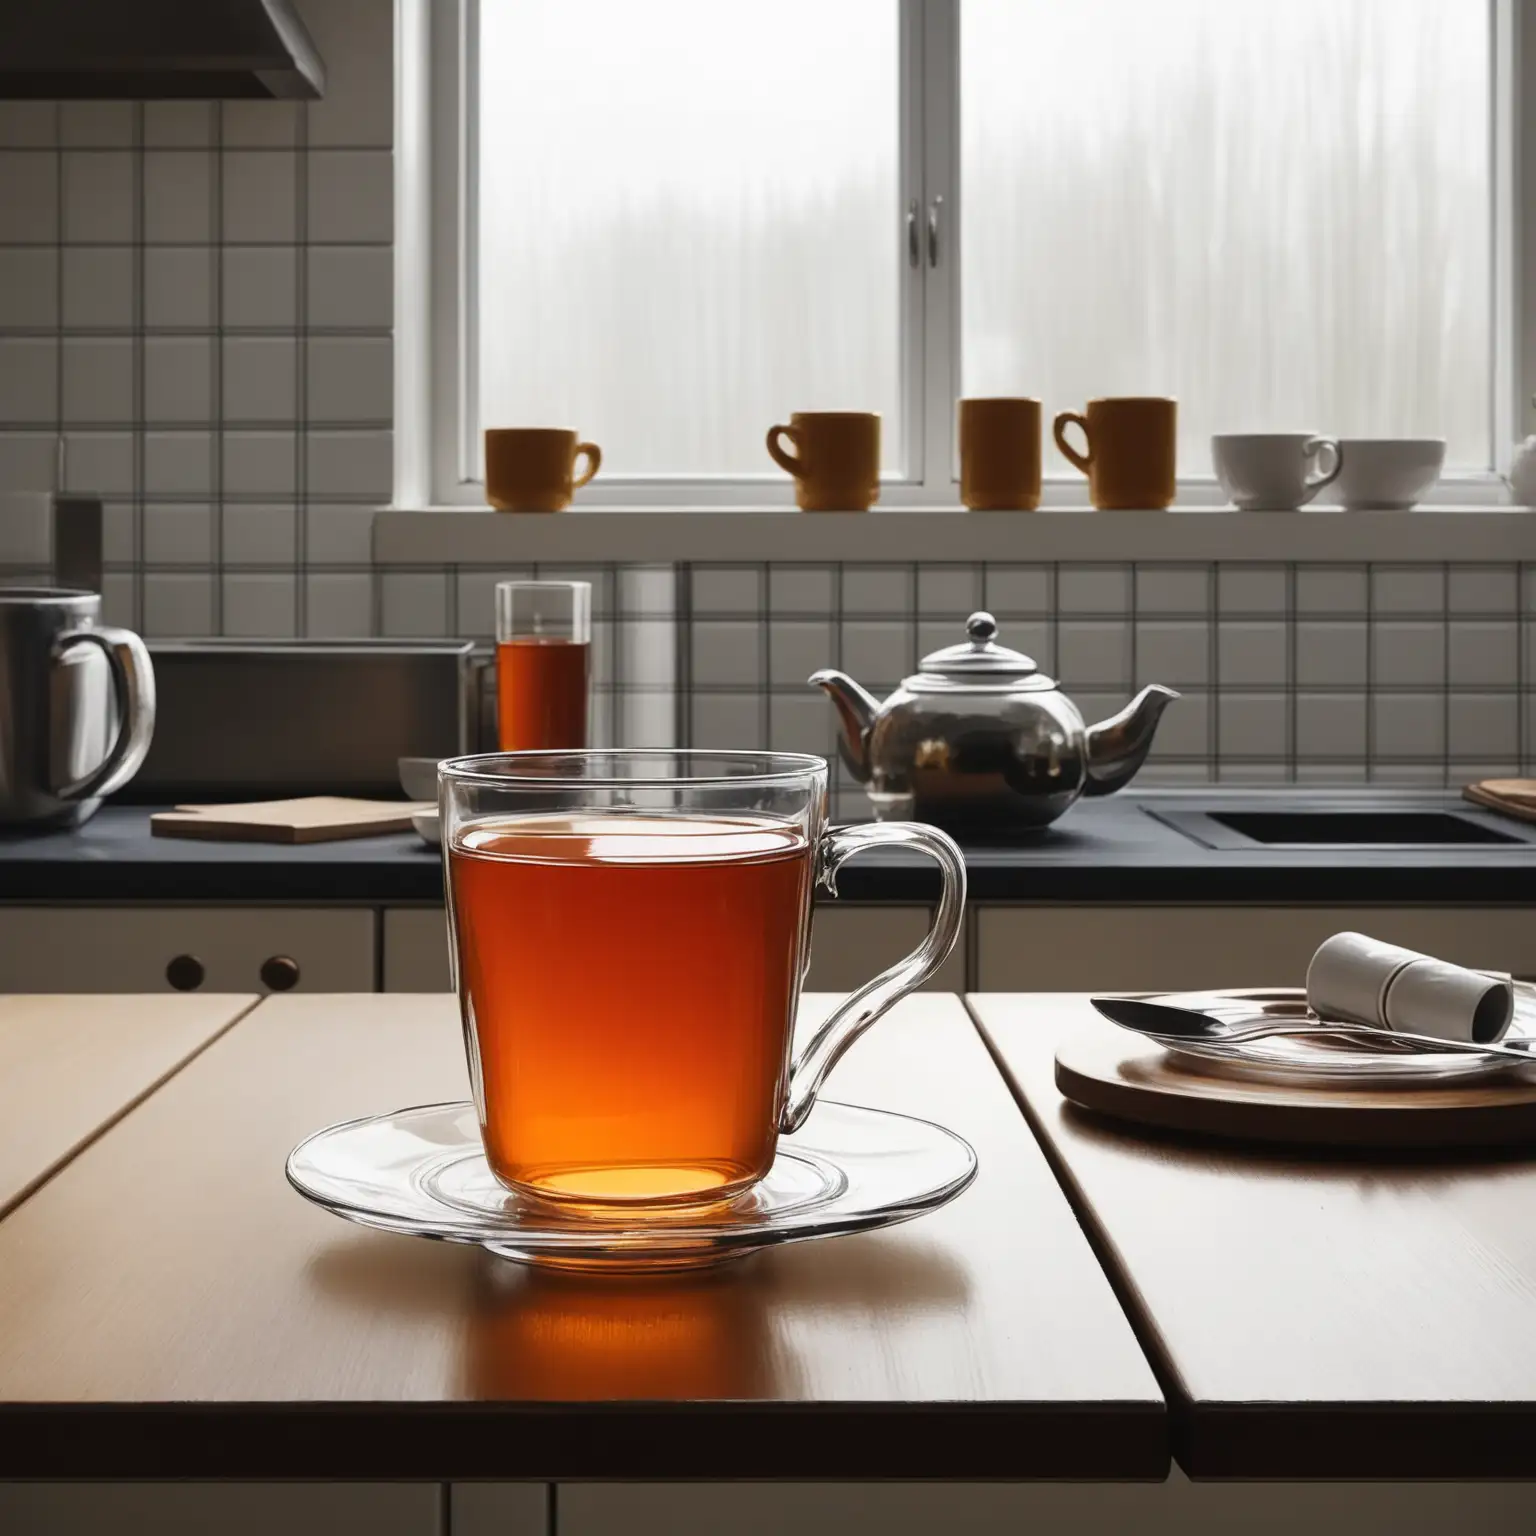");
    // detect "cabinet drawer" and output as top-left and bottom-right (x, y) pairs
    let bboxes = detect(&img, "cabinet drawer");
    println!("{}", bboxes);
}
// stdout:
(806, 904), (964, 993)
(0, 907), (375, 994)
(975, 905), (1536, 993)
(384, 907), (454, 992)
